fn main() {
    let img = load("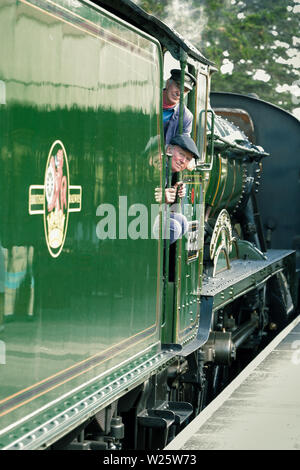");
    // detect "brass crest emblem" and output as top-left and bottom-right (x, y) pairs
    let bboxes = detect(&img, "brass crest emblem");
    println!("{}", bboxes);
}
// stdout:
(29, 140), (82, 258)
